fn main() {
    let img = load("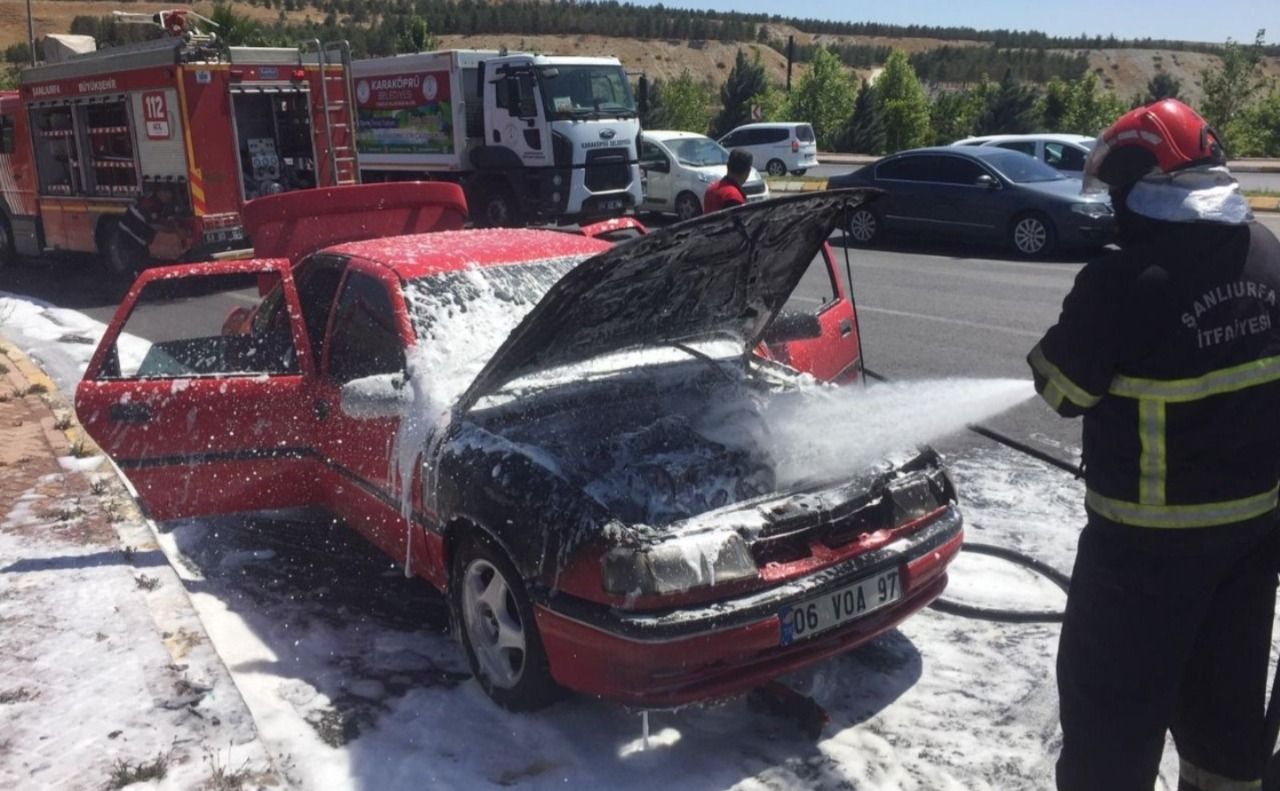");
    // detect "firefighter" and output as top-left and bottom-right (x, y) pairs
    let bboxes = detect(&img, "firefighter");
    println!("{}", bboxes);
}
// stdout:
(1028, 98), (1280, 790)
(107, 183), (180, 278)
(704, 148), (752, 212)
